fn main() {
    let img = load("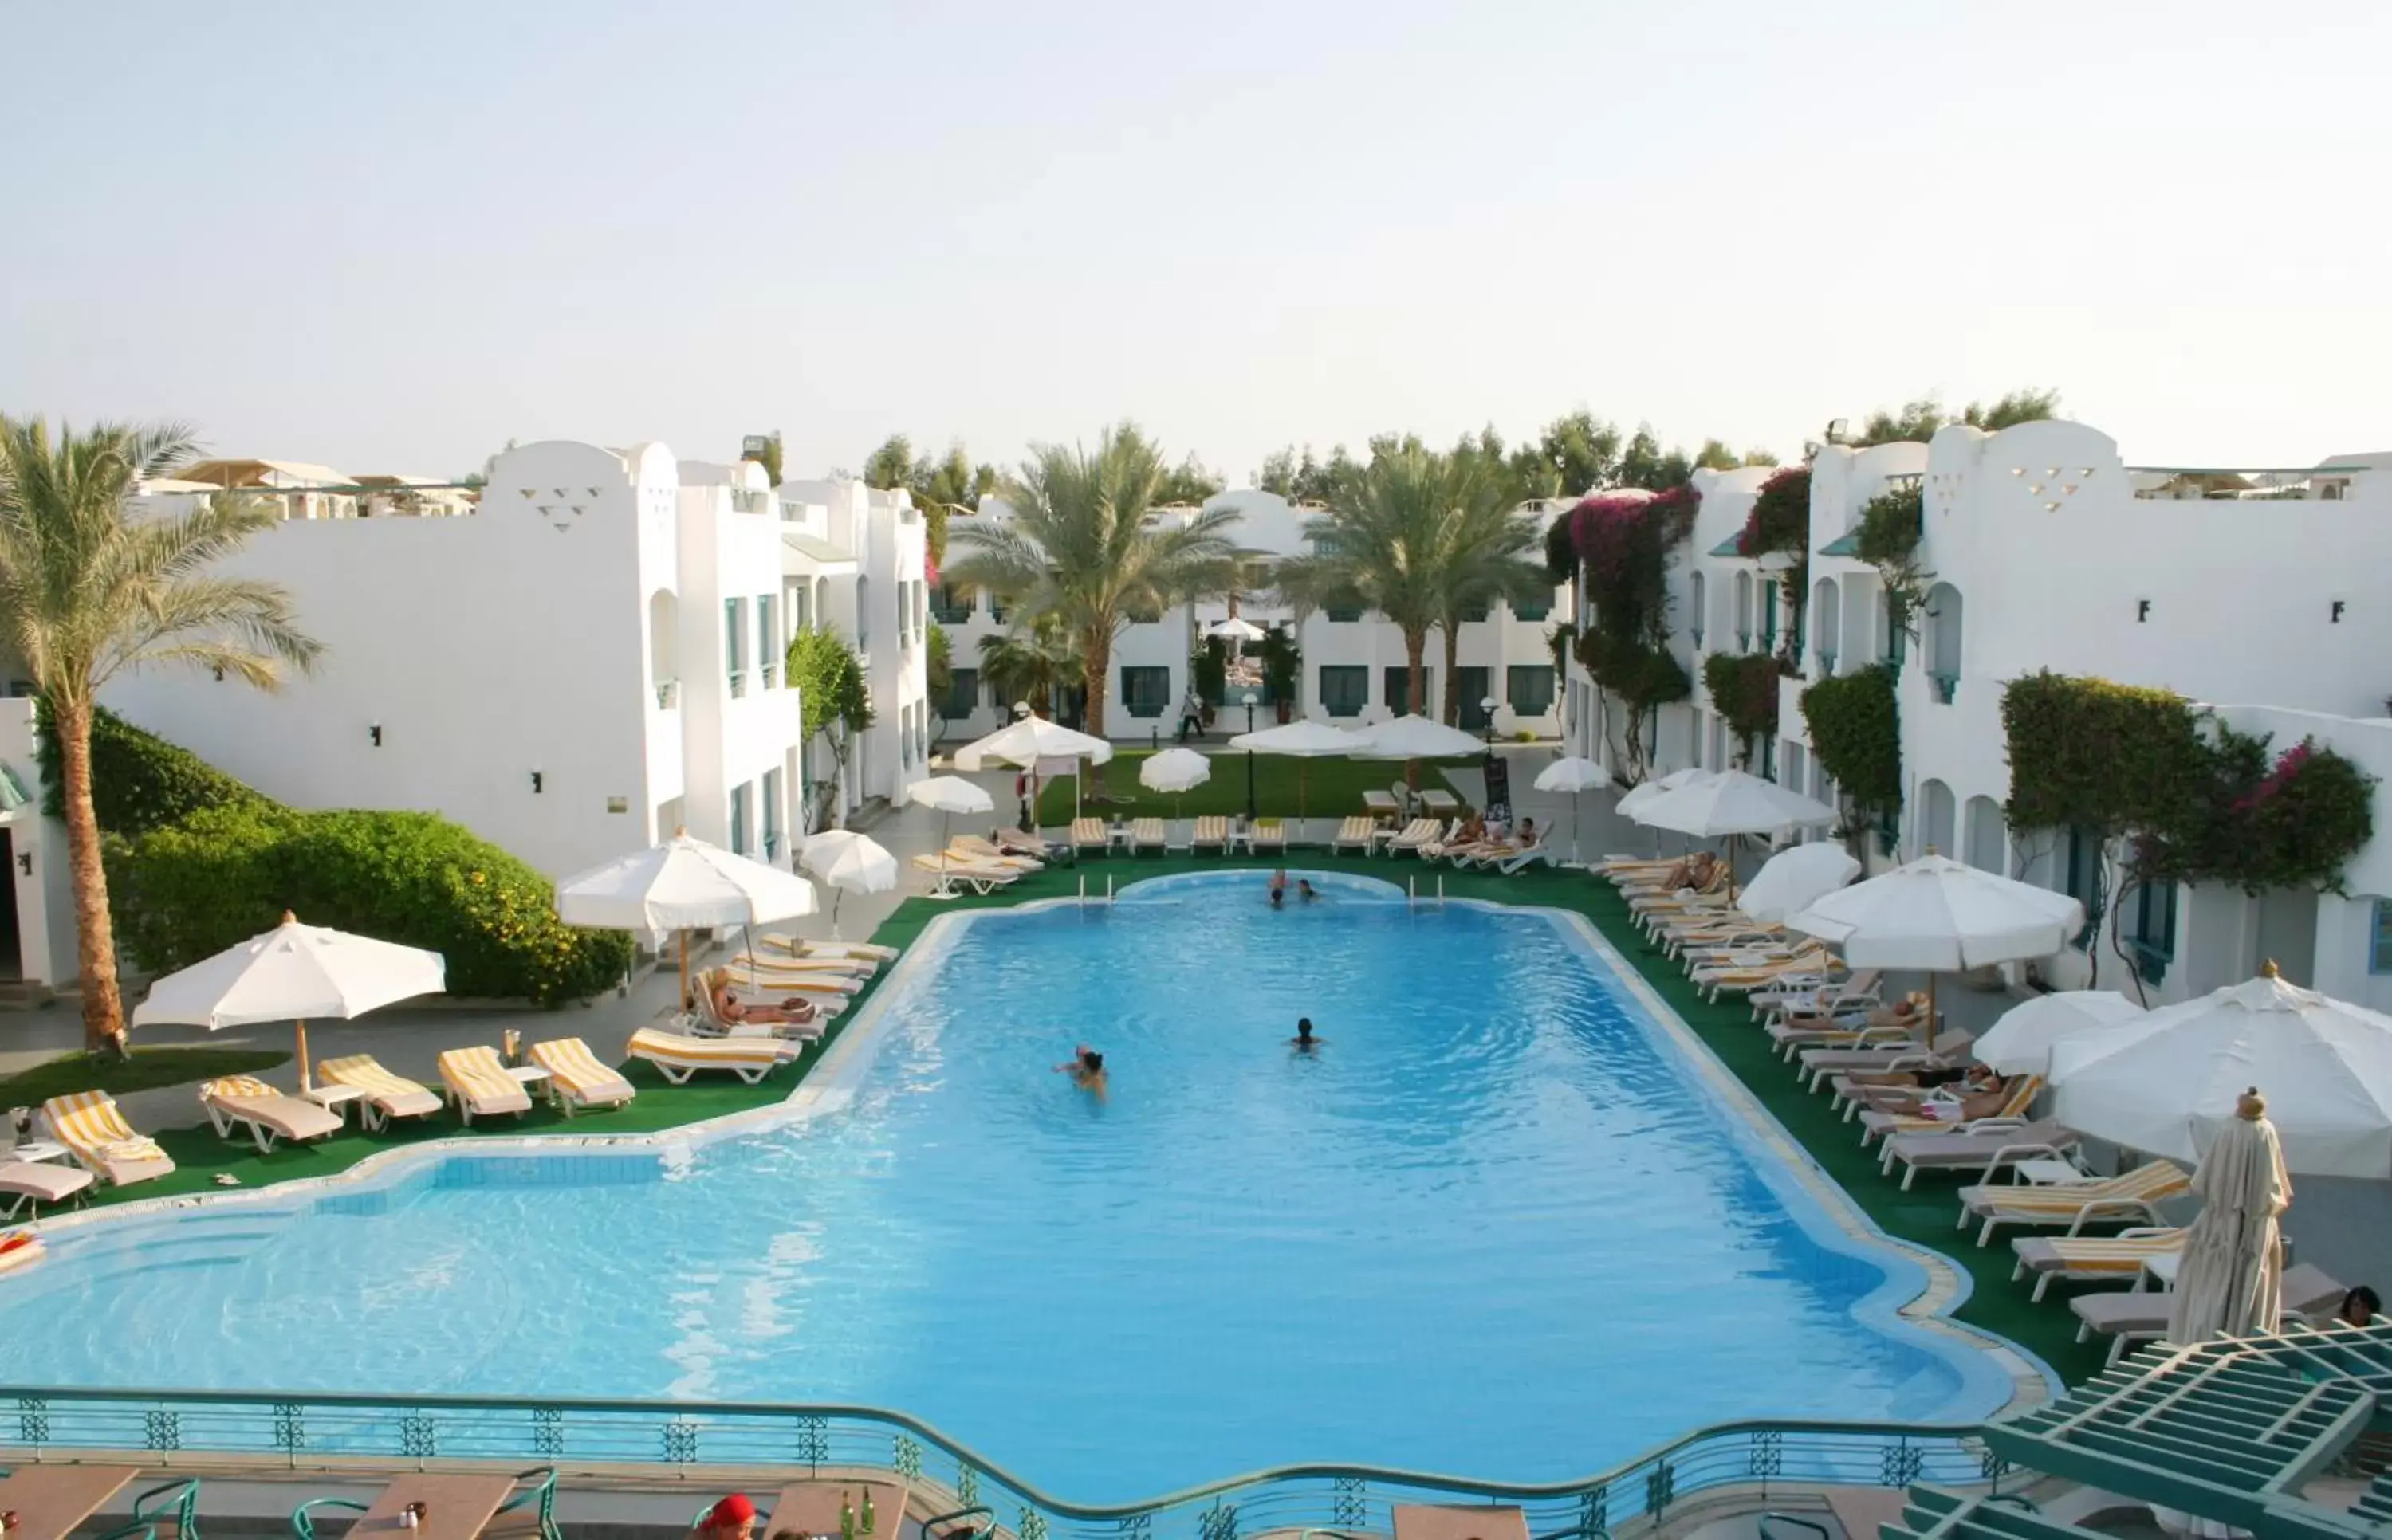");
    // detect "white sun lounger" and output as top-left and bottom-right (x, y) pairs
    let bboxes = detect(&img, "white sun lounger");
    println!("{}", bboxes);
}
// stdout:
(628, 1027), (800, 1086)
(912, 852), (1019, 895)
(41, 1090), (177, 1188)
(315, 1055), (445, 1130)
(0, 1160), (94, 1220)
(437, 1046), (533, 1125)
(2069, 1262), (2345, 1366)
(527, 1037), (637, 1115)
(198, 1075), (346, 1153)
